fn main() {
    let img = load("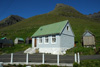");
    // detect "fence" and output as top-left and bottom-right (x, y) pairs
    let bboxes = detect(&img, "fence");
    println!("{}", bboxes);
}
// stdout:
(74, 52), (80, 64)
(0, 53), (81, 66)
